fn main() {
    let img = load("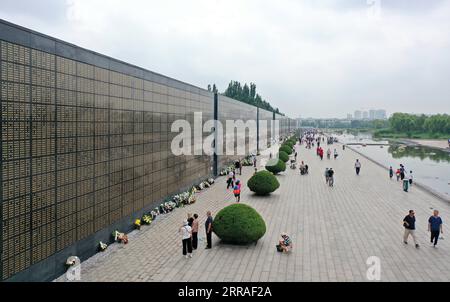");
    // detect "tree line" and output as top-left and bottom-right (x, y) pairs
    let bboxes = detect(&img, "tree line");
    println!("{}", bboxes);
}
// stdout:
(208, 81), (282, 115)
(388, 113), (450, 135)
